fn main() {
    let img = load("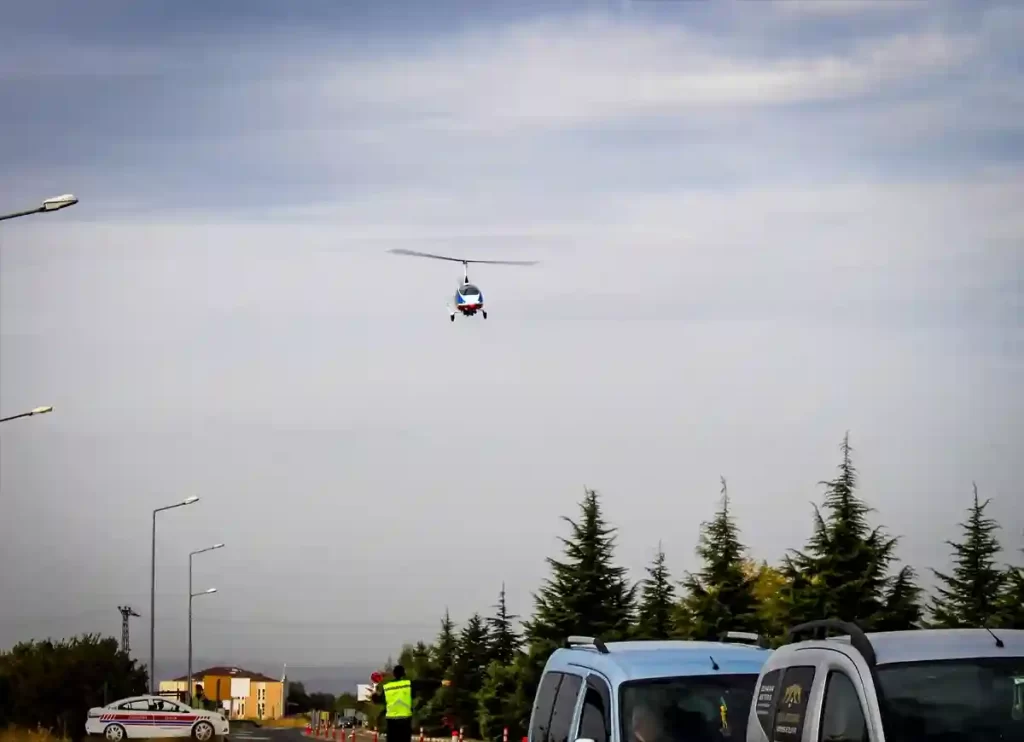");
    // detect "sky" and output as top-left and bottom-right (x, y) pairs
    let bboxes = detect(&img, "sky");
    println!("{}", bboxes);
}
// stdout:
(1, 0), (1022, 678)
